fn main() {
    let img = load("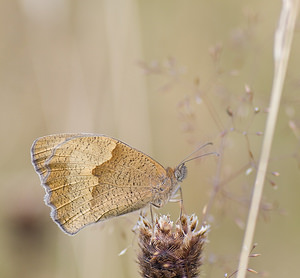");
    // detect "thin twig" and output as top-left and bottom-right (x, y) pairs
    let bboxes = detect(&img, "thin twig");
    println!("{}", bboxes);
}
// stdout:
(236, 1), (299, 277)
